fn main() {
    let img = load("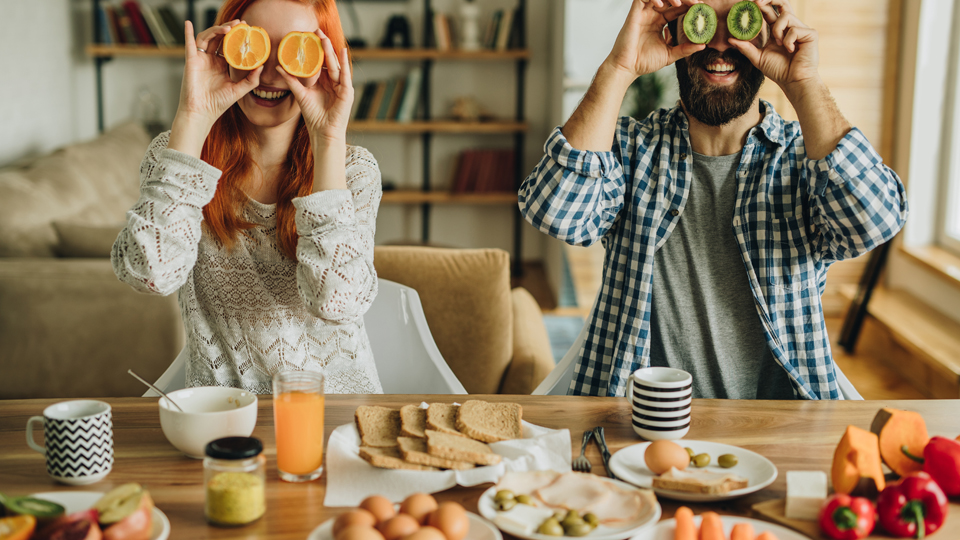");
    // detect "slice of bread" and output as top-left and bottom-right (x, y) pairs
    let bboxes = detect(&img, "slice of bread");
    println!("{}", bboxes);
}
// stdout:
(400, 405), (427, 438)
(426, 403), (465, 437)
(359, 446), (439, 471)
(456, 400), (522, 443)
(425, 429), (502, 466)
(398, 437), (475, 470)
(355, 406), (401, 448)
(651, 467), (749, 495)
